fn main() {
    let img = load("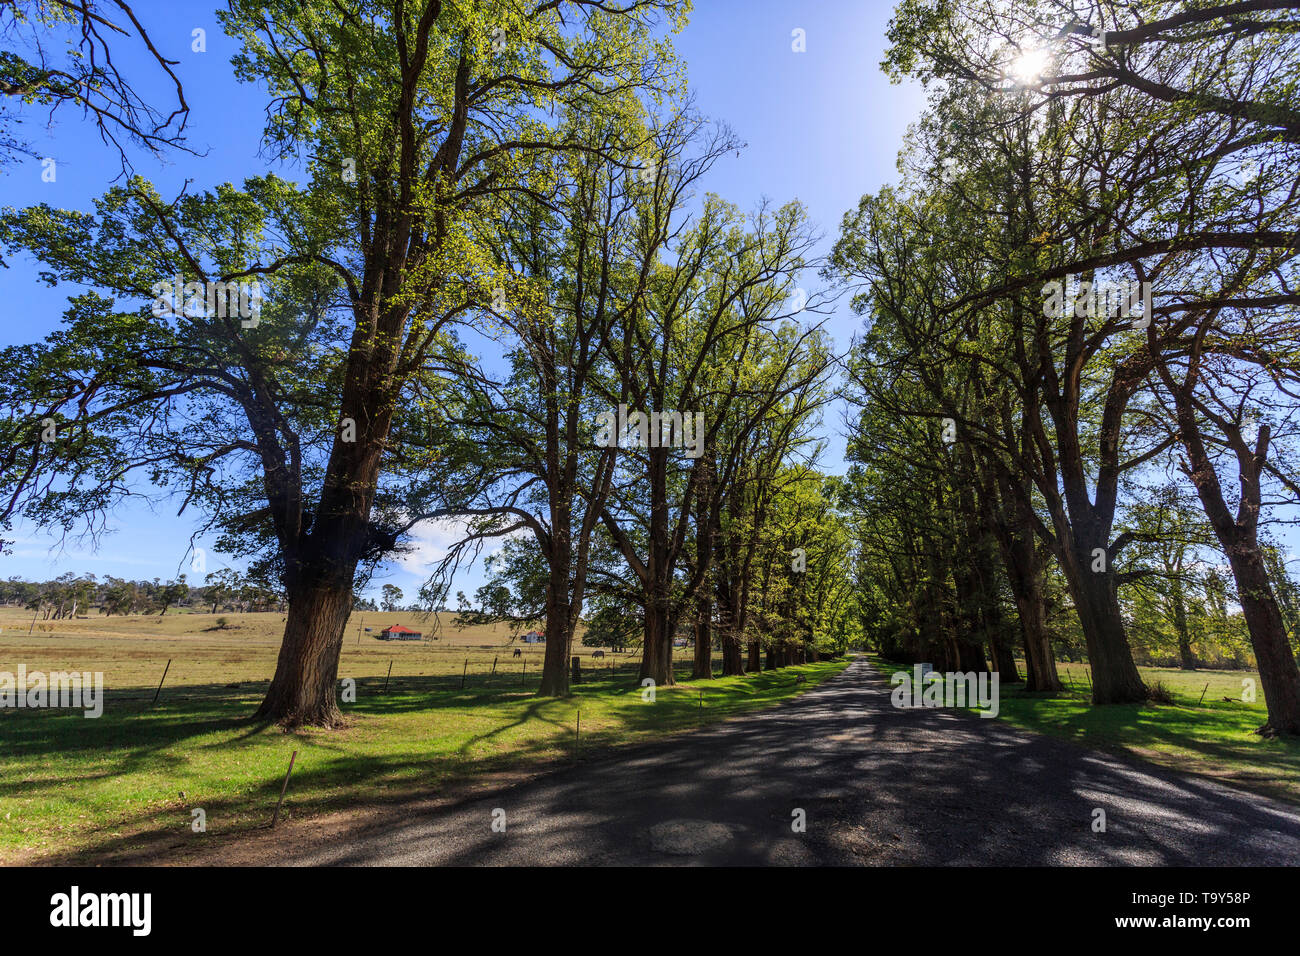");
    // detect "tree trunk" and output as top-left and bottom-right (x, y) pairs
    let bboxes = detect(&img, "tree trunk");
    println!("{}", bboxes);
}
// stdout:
(537, 525), (576, 697)
(692, 591), (713, 680)
(958, 456), (1021, 682)
(1013, 545), (1060, 691)
(715, 585), (747, 677)
(255, 580), (351, 727)
(976, 563), (1020, 681)
(1161, 367), (1300, 734)
(638, 449), (676, 687)
(748, 639), (761, 672)
(1227, 547), (1300, 735)
(989, 626), (1019, 680)
(955, 634), (988, 673)
(1171, 576), (1197, 670)
(537, 587), (572, 696)
(1065, 547), (1147, 704)
(692, 452), (715, 680)
(640, 592), (675, 686)
(1013, 571), (1060, 692)
(721, 632), (745, 675)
